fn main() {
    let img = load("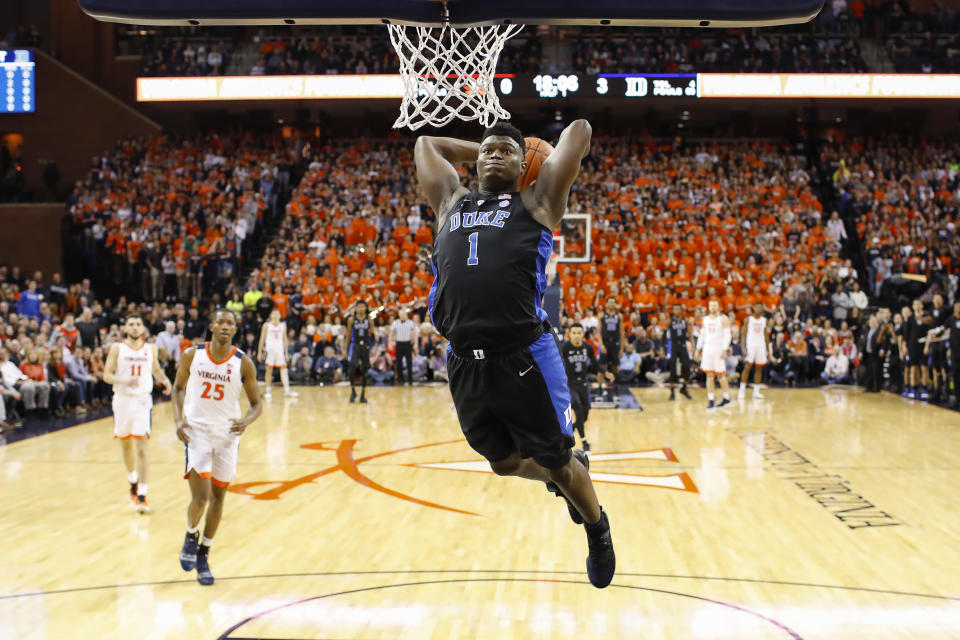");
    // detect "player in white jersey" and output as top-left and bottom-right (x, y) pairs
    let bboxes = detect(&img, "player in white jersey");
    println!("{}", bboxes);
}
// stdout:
(695, 299), (732, 409)
(258, 308), (297, 399)
(102, 311), (172, 513)
(739, 303), (768, 399)
(174, 309), (262, 586)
